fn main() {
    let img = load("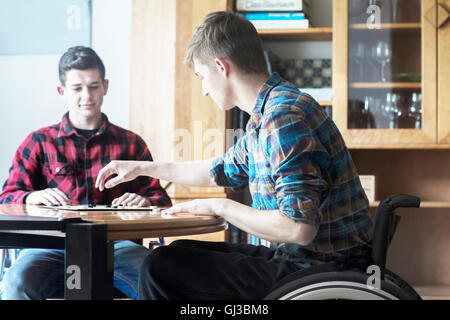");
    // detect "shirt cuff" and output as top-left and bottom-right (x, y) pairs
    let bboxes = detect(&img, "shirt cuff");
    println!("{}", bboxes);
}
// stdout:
(278, 194), (322, 227)
(209, 157), (247, 192)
